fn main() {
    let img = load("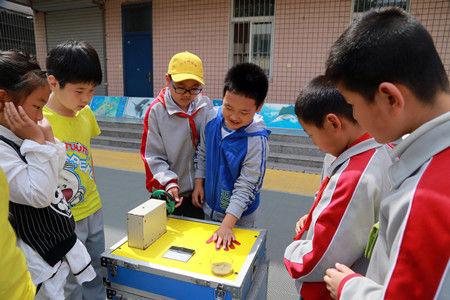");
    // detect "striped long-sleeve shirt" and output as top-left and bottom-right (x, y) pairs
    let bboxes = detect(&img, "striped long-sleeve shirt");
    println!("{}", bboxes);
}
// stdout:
(284, 135), (392, 300)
